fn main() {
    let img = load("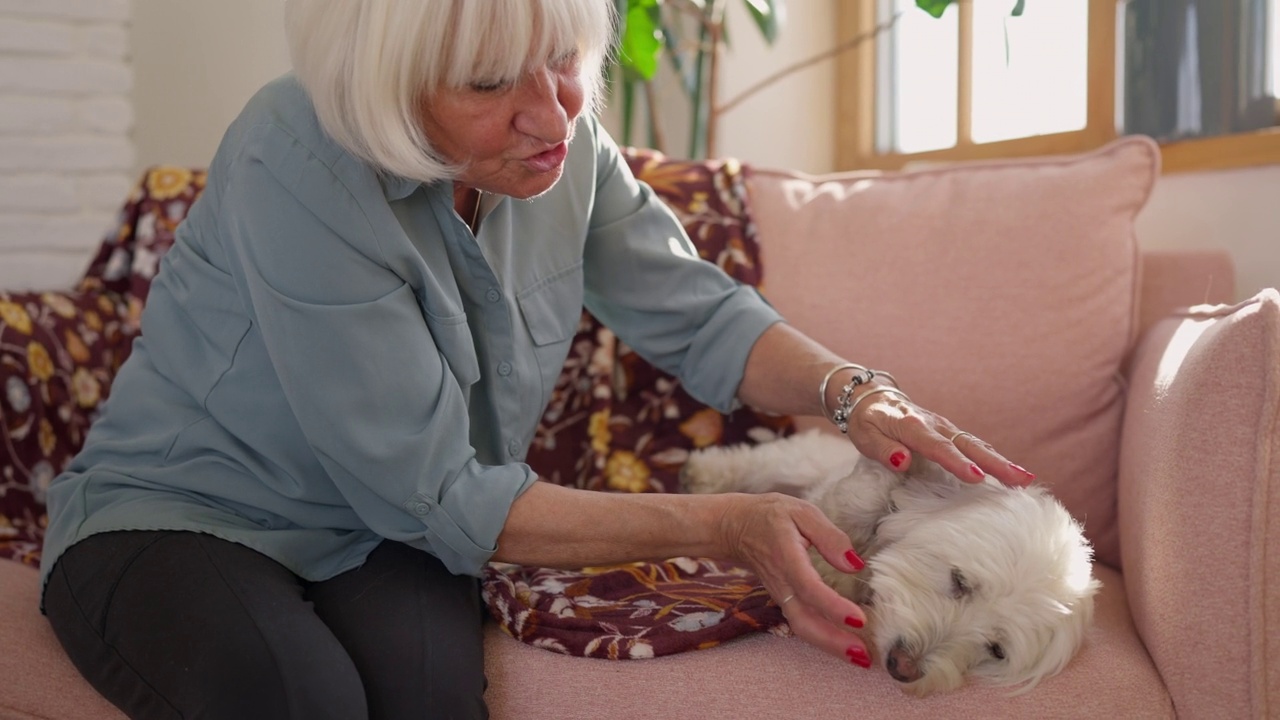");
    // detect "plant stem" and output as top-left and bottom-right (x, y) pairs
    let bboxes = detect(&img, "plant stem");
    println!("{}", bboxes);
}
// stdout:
(715, 10), (906, 118)
(704, 0), (727, 158)
(643, 80), (667, 153)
